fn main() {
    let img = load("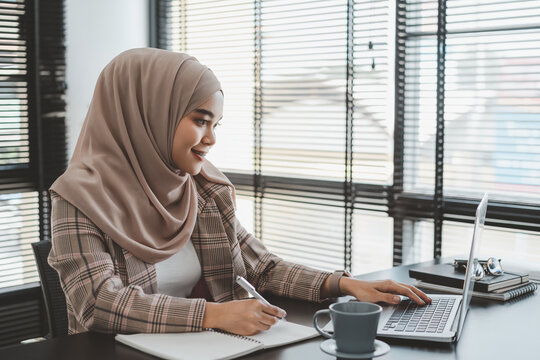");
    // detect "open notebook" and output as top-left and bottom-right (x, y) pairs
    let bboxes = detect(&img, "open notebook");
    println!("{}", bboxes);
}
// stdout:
(115, 320), (319, 360)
